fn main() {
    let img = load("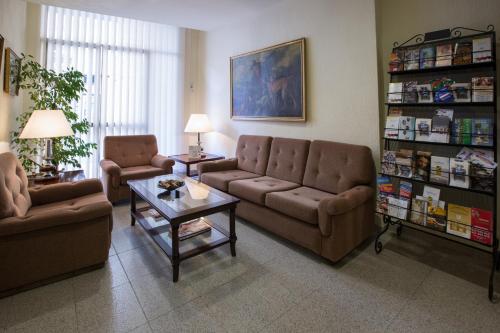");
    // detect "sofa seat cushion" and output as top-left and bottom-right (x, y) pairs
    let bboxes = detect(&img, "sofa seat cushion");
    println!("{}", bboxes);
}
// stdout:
(265, 186), (336, 225)
(228, 176), (300, 205)
(200, 170), (260, 192)
(120, 165), (167, 185)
